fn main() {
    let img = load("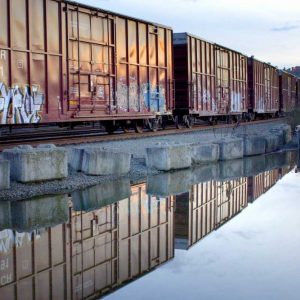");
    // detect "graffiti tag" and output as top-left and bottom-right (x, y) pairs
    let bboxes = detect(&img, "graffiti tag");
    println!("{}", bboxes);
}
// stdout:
(0, 82), (44, 125)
